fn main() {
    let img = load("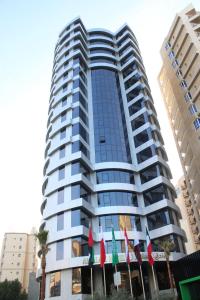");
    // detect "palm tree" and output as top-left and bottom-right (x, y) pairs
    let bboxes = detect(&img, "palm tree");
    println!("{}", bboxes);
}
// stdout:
(36, 230), (49, 300)
(158, 239), (175, 291)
